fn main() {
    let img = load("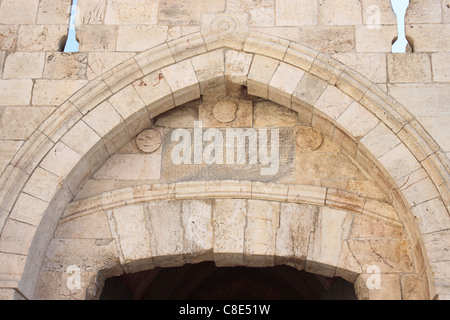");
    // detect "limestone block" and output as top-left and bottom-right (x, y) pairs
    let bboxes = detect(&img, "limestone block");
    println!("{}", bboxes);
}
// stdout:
(247, 55), (279, 99)
(77, 25), (118, 52)
(430, 261), (450, 285)
(0, 26), (18, 50)
(155, 104), (198, 128)
(87, 52), (135, 80)
(167, 26), (201, 42)
(326, 189), (365, 213)
(0, 289), (23, 300)
(204, 181), (252, 199)
(162, 60), (200, 107)
(276, 0), (318, 26)
(107, 204), (151, 268)
(0, 219), (36, 255)
(76, 0), (106, 24)
(398, 169), (440, 206)
(43, 53), (87, 80)
(244, 32), (290, 60)
(116, 26), (168, 52)
(0, 79), (32, 106)
(135, 44), (175, 77)
(306, 207), (352, 277)
(418, 116), (450, 153)
(312, 112), (335, 139)
(225, 0), (273, 26)
(203, 98), (251, 127)
(201, 12), (249, 51)
(0, 51), (4, 77)
(377, 143), (422, 185)
(388, 54), (432, 83)
(40, 142), (81, 179)
(287, 184), (327, 205)
(0, 107), (54, 140)
(37, 0), (72, 24)
(309, 53), (347, 86)
(356, 26), (398, 52)
(133, 71), (174, 119)
(175, 181), (206, 200)
(401, 274), (429, 300)
(94, 154), (161, 180)
(0, 0), (39, 24)
(181, 200), (213, 262)
(159, 0), (225, 25)
(213, 199), (246, 266)
(432, 53), (450, 82)
(105, 0), (158, 25)
(101, 58), (143, 94)
(32, 80), (88, 106)
(412, 198), (450, 235)
(292, 73), (328, 111)
(61, 120), (101, 156)
(145, 201), (184, 266)
(191, 49), (226, 98)
(69, 78), (112, 116)
(341, 239), (413, 276)
(108, 85), (146, 120)
(296, 26), (355, 54)
(74, 180), (115, 201)
(3, 52), (45, 79)
(0, 140), (22, 175)
(43, 238), (120, 272)
(253, 100), (297, 127)
(225, 50), (253, 86)
(0, 165), (29, 212)
(252, 182), (288, 202)
(360, 122), (401, 158)
(405, 25), (450, 52)
(314, 85), (353, 120)
(275, 203), (316, 266)
(169, 33), (207, 62)
(83, 101), (122, 137)
(133, 183), (175, 203)
(361, 0), (397, 25)
(17, 25), (68, 51)
(332, 53), (387, 83)
(363, 199), (400, 223)
(56, 211), (112, 239)
(318, 0), (362, 25)
(0, 252), (26, 284)
(268, 62), (305, 108)
(445, 0), (450, 23)
(350, 215), (405, 239)
(405, 0), (442, 24)
(245, 200), (280, 267)
(336, 101), (380, 139)
(355, 274), (402, 300)
(22, 167), (60, 202)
